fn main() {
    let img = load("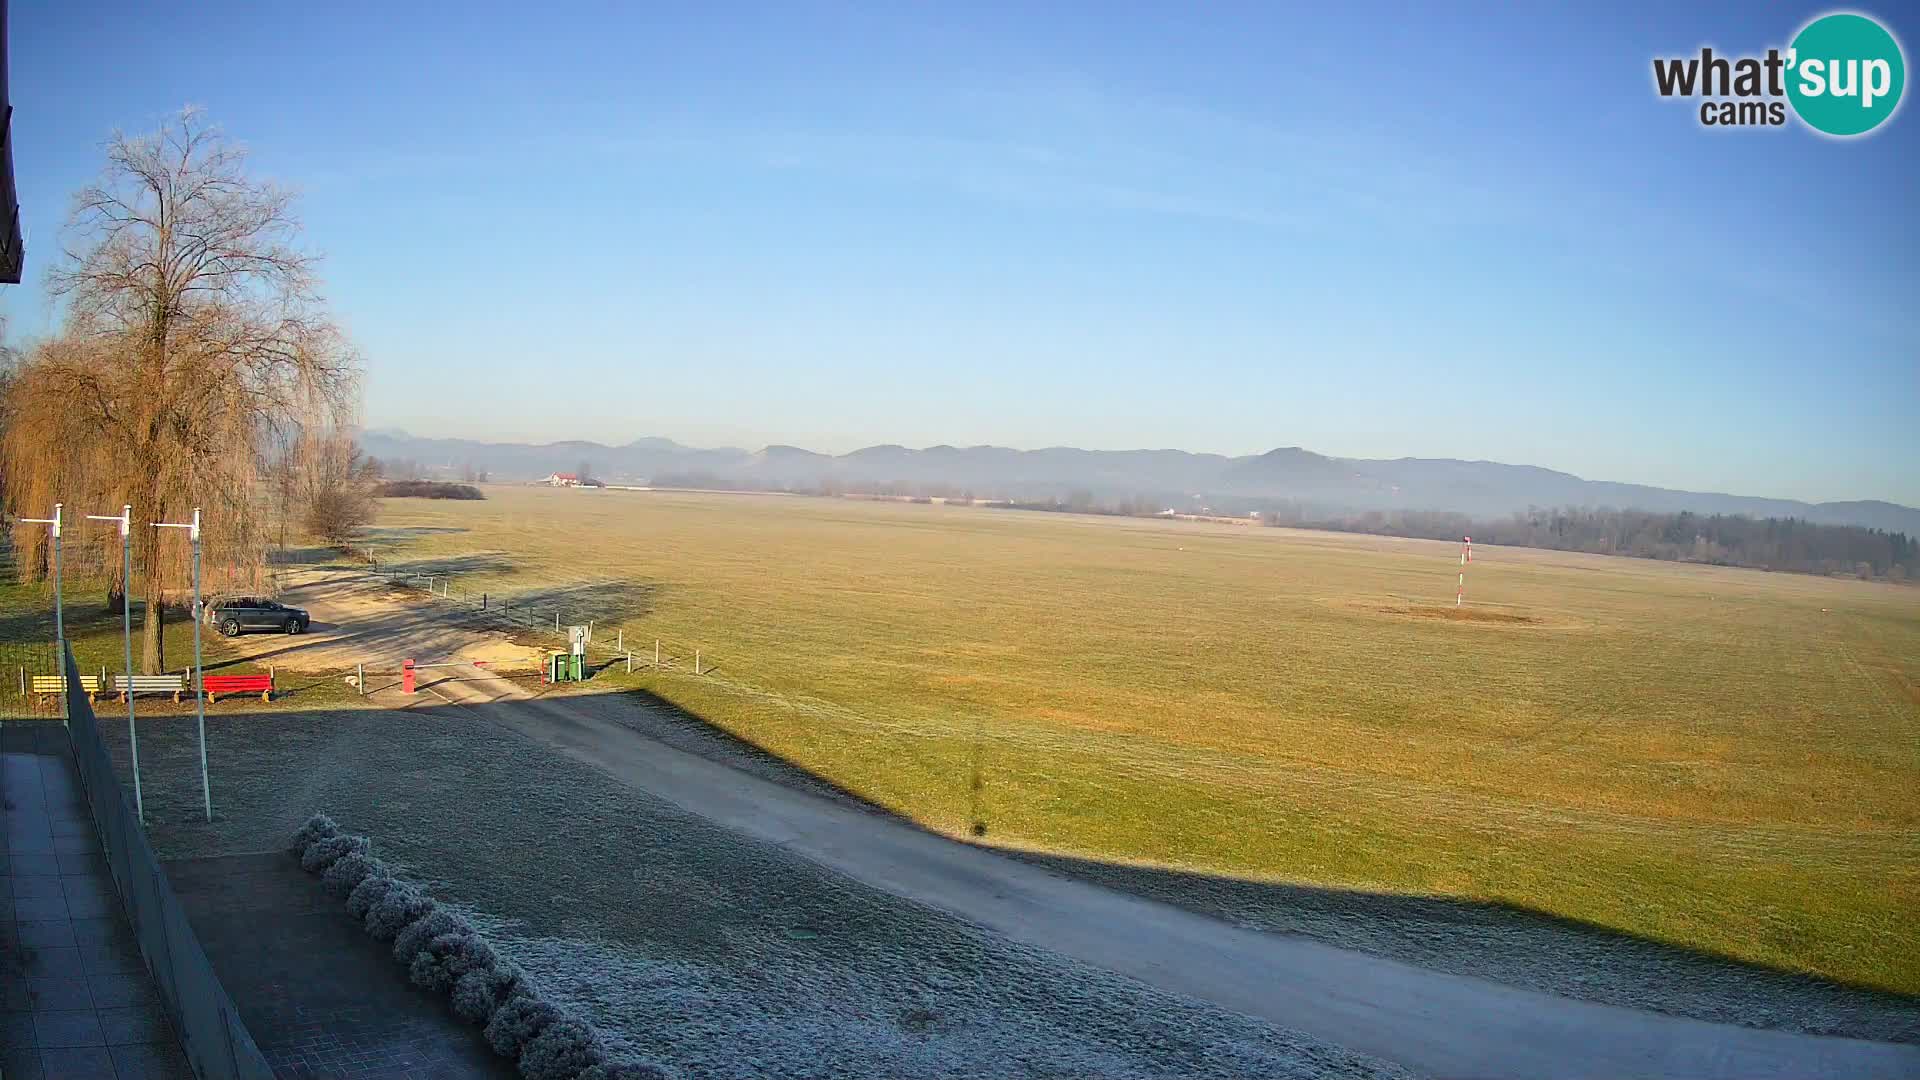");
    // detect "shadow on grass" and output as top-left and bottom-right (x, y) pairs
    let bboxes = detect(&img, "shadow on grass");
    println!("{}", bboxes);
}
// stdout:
(371, 551), (519, 579)
(501, 580), (661, 623)
(364, 526), (473, 542)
